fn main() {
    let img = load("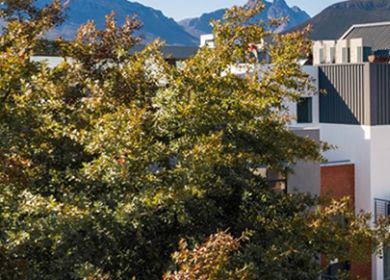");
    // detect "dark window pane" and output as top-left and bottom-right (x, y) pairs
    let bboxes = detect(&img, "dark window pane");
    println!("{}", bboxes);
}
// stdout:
(322, 261), (350, 280)
(297, 97), (313, 123)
